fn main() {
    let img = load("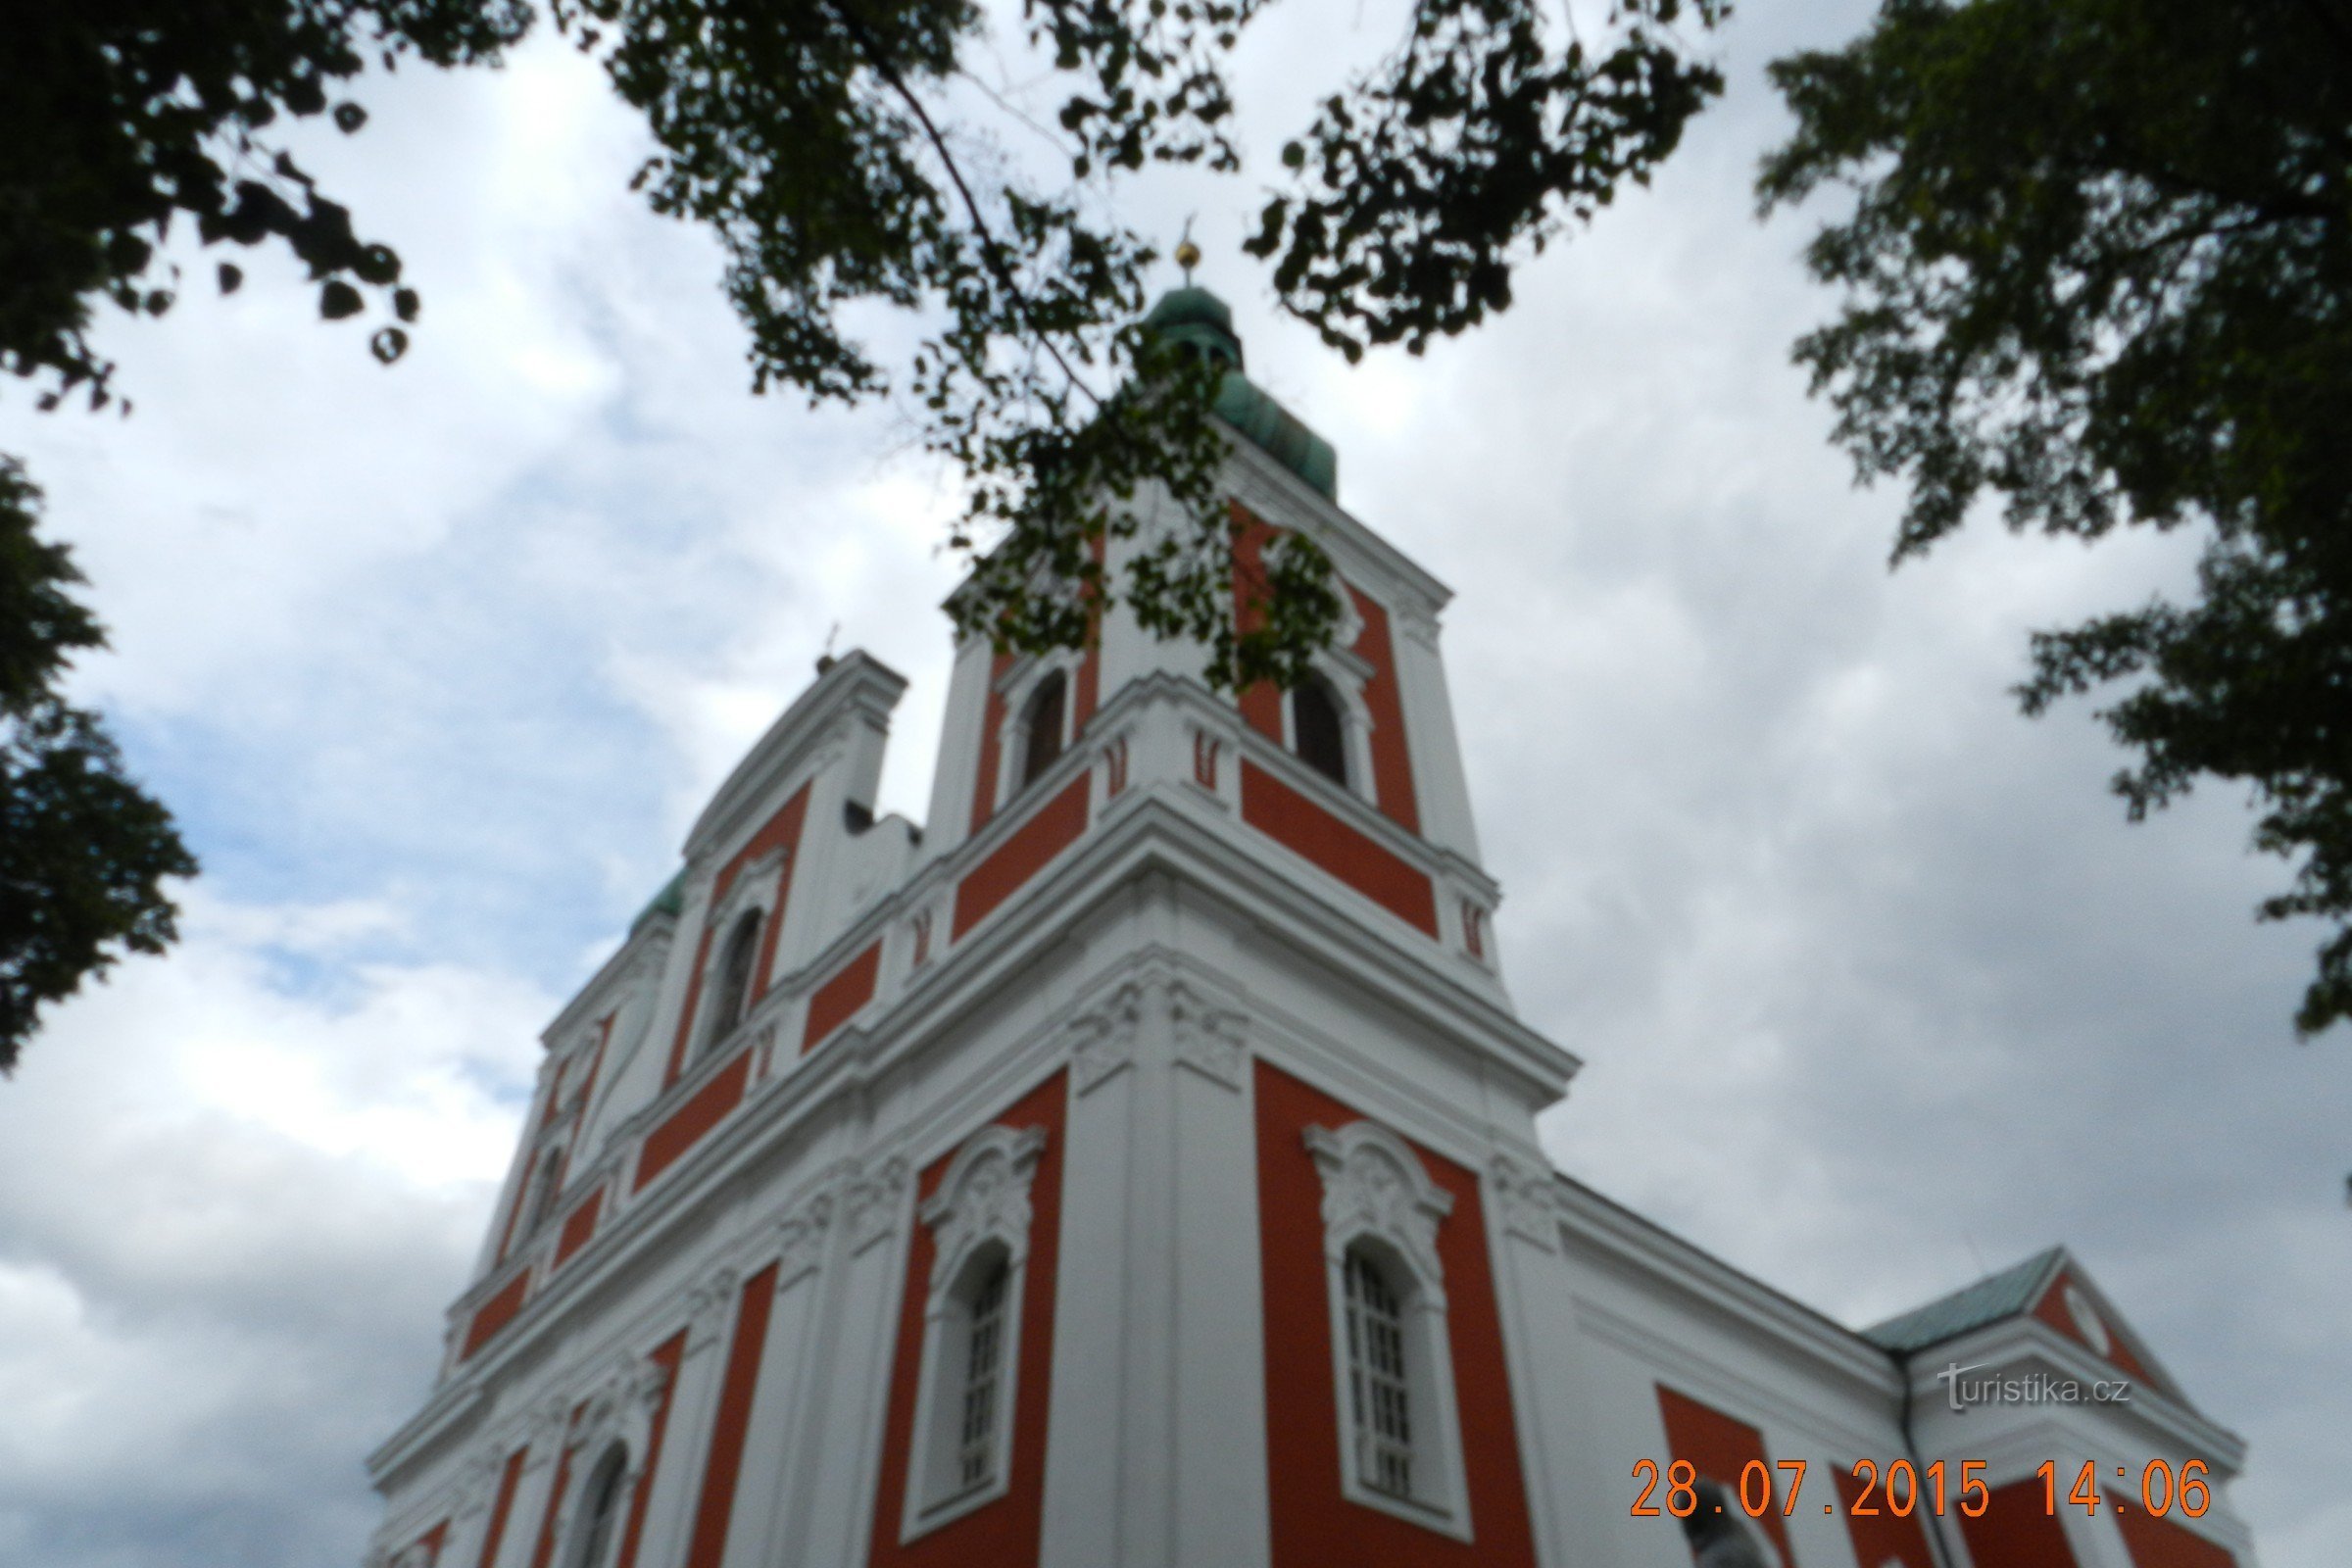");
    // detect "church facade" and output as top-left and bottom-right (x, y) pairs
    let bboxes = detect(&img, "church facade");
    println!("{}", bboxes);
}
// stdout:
(364, 291), (2260, 1568)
